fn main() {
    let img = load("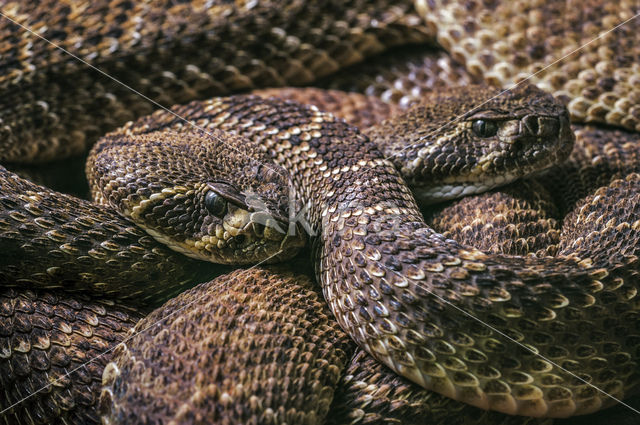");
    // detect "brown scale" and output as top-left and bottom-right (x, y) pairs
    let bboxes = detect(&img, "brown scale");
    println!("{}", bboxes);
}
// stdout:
(323, 46), (476, 109)
(253, 87), (400, 130)
(0, 166), (220, 307)
(432, 174), (640, 425)
(326, 154), (640, 424)
(99, 267), (354, 425)
(427, 128), (640, 260)
(314, 39), (640, 262)
(245, 87), (563, 423)
(320, 173), (640, 425)
(316, 37), (640, 255)
(273, 87), (640, 424)
(540, 127), (640, 217)
(364, 84), (574, 203)
(327, 349), (552, 425)
(0, 0), (432, 163)
(0, 287), (141, 425)
(558, 173), (640, 268)
(250, 86), (566, 258)
(313, 45), (640, 423)
(327, 2), (640, 133)
(88, 129), (305, 265)
(323, 168), (640, 425)
(0, 88), (632, 420)
(316, 58), (640, 424)
(425, 179), (562, 257)
(416, 0), (640, 132)
(1, 1), (640, 422)
(103, 92), (640, 418)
